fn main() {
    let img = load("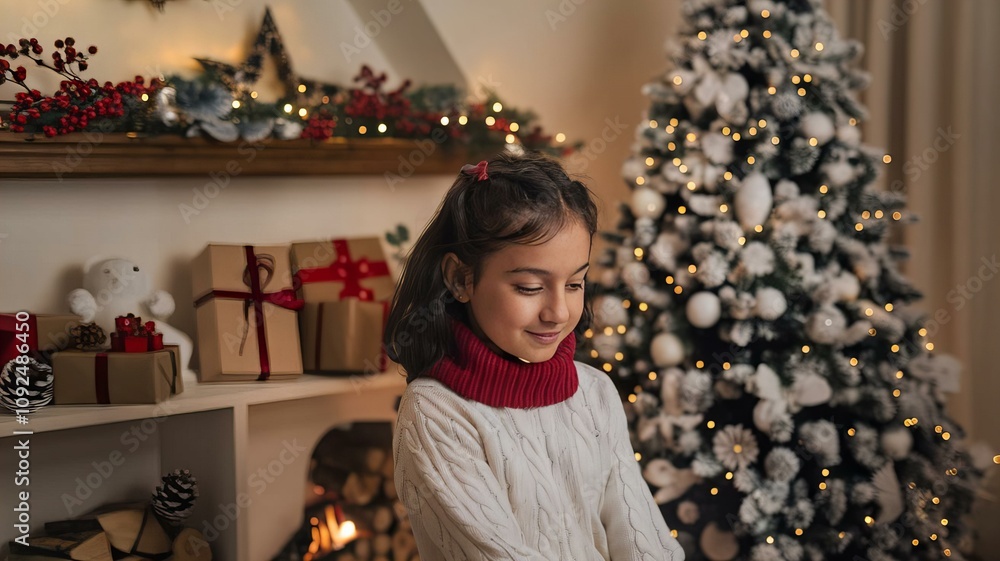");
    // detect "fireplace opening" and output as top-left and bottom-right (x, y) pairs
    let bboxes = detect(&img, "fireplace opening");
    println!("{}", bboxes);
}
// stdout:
(273, 421), (418, 561)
